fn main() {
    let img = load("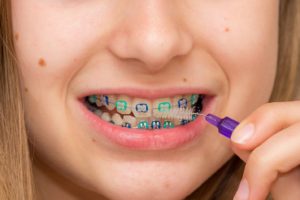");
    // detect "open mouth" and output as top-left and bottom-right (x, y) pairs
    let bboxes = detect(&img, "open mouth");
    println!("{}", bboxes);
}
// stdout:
(83, 94), (204, 130)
